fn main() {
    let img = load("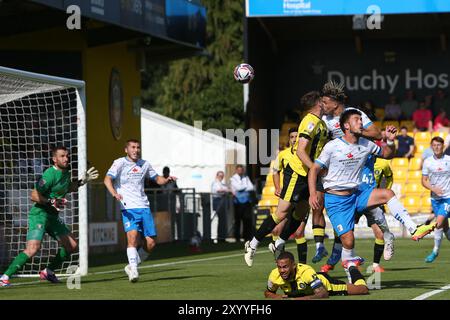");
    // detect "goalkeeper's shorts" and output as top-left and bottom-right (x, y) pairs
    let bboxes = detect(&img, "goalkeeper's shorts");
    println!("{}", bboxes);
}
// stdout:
(27, 207), (71, 241)
(121, 208), (157, 237)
